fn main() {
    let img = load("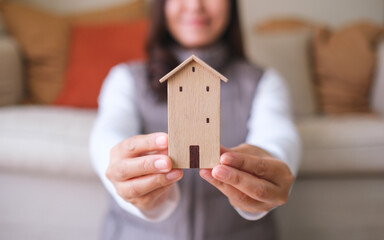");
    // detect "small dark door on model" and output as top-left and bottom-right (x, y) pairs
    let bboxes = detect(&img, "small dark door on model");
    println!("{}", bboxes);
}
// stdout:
(189, 145), (199, 168)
